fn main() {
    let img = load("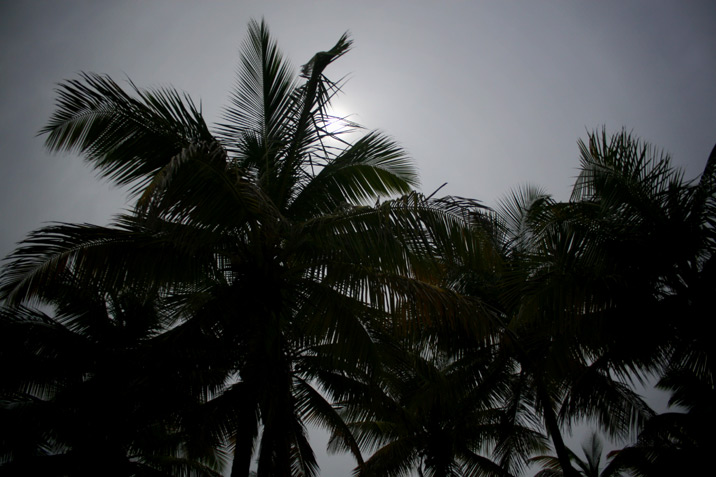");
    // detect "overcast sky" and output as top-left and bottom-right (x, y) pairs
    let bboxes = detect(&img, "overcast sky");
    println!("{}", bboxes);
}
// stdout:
(1, 1), (715, 474)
